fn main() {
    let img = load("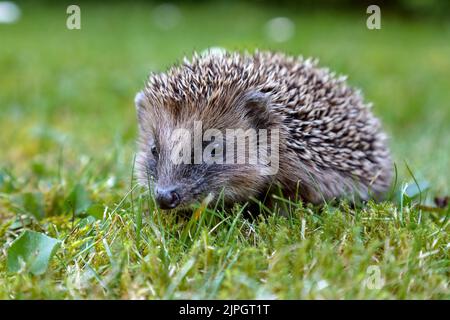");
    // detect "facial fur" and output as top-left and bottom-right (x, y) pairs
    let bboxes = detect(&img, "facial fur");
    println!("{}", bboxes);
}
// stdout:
(135, 84), (281, 210)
